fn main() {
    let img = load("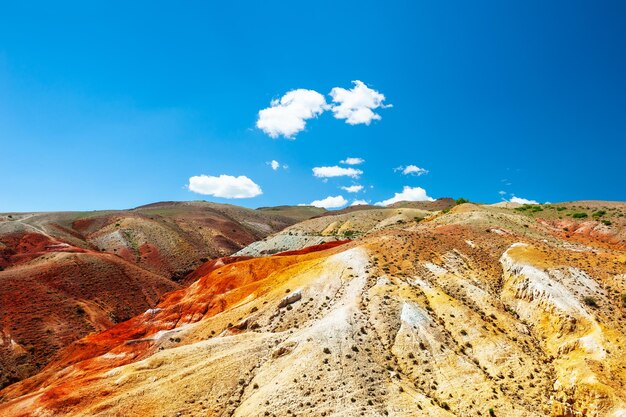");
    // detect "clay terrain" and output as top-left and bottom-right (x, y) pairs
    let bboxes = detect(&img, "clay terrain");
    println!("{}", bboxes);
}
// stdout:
(1, 200), (626, 416)
(0, 202), (315, 388)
